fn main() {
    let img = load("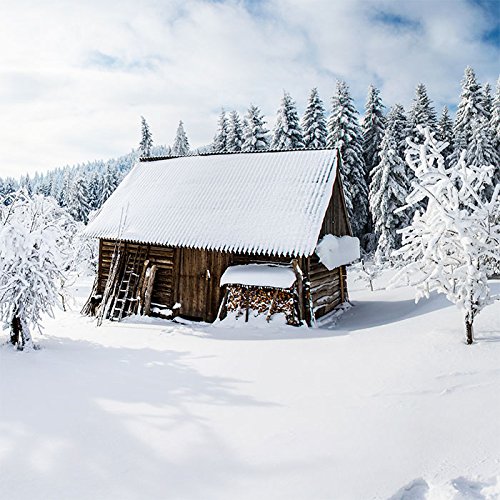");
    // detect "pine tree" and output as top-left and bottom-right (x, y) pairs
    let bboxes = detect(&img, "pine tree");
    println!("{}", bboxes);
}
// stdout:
(100, 164), (120, 207)
(172, 120), (190, 156)
(302, 88), (327, 149)
(369, 121), (411, 263)
(67, 173), (91, 224)
(213, 109), (229, 153)
(408, 83), (437, 142)
(483, 83), (493, 122)
(386, 104), (409, 158)
(327, 80), (369, 237)
(491, 77), (500, 156)
(452, 66), (486, 162)
(467, 117), (498, 178)
(437, 106), (454, 161)
(242, 105), (270, 152)
(272, 92), (304, 150)
(362, 84), (385, 179)
(227, 111), (244, 152)
(139, 116), (153, 157)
